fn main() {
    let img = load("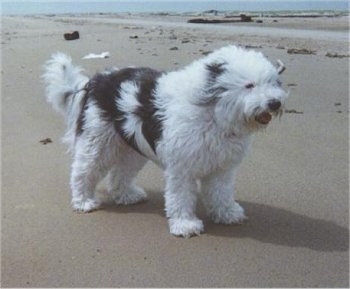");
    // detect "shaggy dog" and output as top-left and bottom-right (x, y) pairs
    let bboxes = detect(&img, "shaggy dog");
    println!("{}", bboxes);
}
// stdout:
(43, 45), (288, 237)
